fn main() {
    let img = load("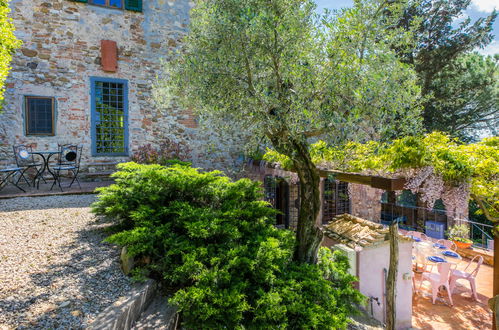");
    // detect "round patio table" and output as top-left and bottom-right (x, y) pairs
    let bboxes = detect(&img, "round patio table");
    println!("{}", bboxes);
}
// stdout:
(30, 151), (60, 189)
